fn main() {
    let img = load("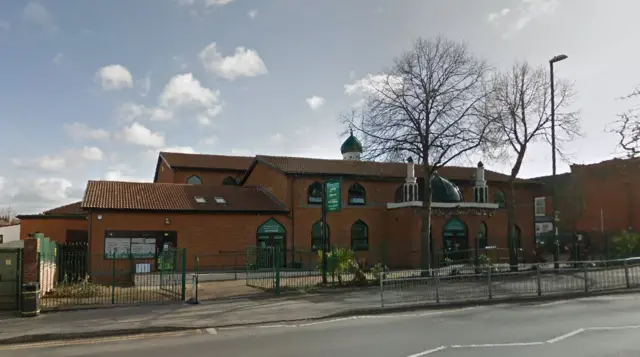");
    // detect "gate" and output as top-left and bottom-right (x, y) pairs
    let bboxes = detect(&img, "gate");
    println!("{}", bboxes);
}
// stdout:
(0, 249), (21, 311)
